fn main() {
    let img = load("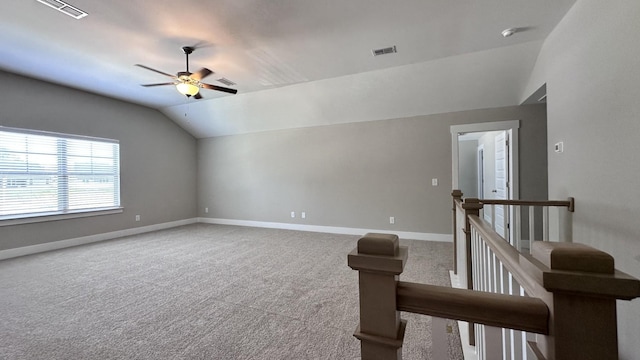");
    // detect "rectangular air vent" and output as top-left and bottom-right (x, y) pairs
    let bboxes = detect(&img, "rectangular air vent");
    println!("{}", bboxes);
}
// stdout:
(372, 46), (397, 57)
(39, 0), (65, 7)
(217, 78), (236, 86)
(36, 0), (88, 19)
